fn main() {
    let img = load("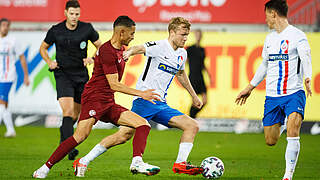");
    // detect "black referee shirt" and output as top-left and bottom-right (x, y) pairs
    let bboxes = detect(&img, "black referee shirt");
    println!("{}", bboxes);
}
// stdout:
(44, 20), (99, 78)
(186, 45), (206, 79)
